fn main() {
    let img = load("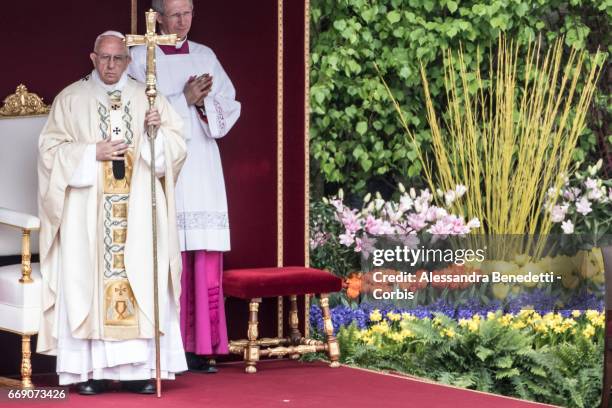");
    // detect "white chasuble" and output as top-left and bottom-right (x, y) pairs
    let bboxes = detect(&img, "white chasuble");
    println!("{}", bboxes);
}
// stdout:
(129, 40), (241, 252)
(37, 71), (188, 383)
